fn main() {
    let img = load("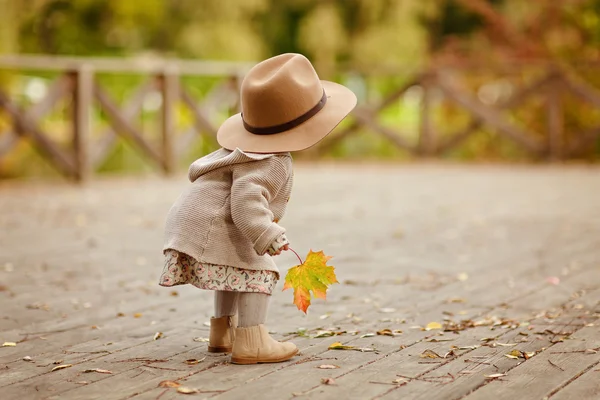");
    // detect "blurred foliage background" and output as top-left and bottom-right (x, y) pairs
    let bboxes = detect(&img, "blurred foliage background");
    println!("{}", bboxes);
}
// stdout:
(1, 0), (600, 178)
